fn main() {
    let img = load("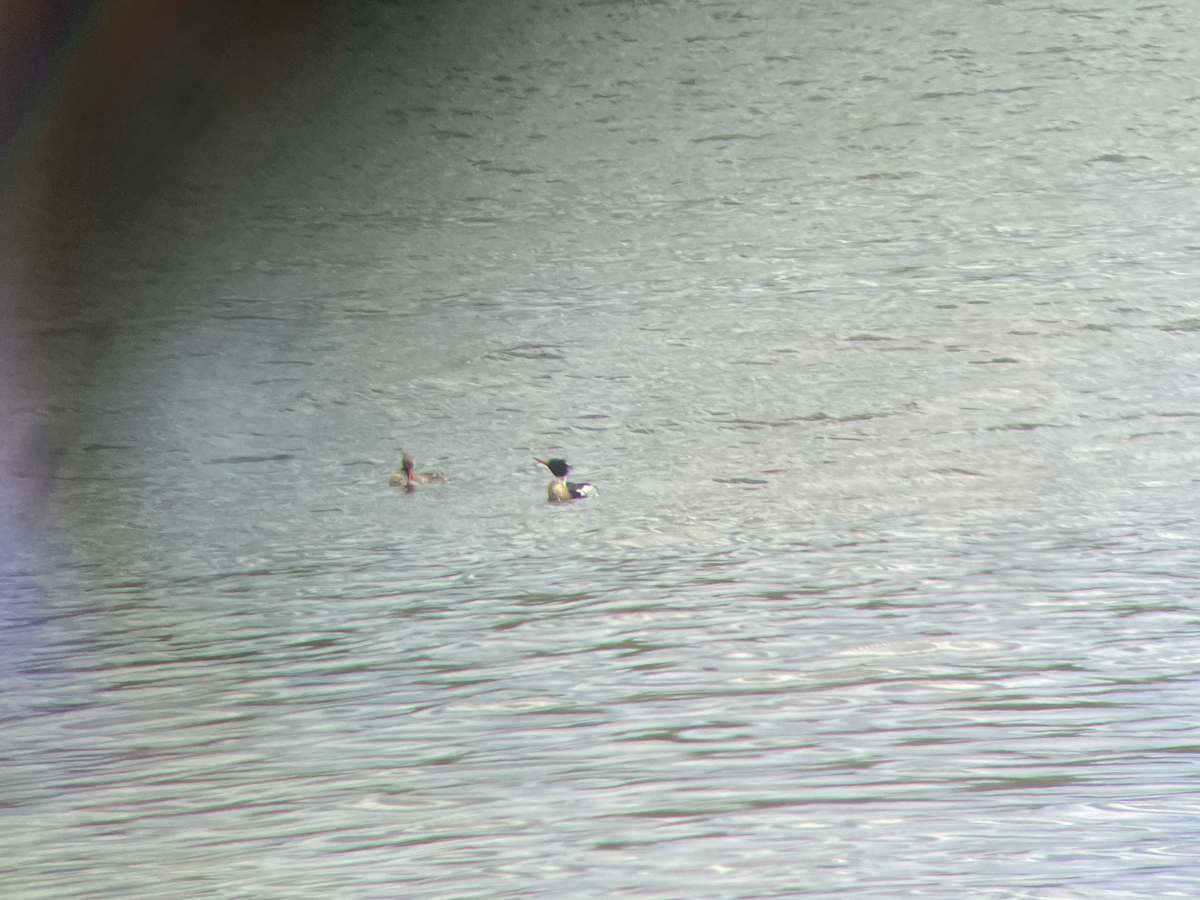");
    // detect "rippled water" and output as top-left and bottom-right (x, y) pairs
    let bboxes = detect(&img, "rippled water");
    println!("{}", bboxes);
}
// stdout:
(8, 0), (1200, 896)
